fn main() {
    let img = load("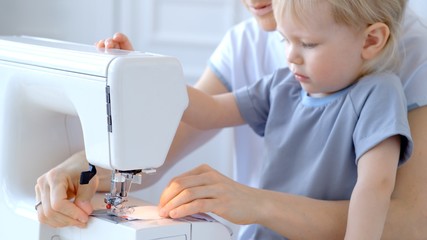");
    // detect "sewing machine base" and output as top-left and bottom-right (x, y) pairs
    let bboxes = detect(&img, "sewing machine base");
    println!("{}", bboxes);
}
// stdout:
(0, 193), (232, 240)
